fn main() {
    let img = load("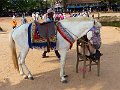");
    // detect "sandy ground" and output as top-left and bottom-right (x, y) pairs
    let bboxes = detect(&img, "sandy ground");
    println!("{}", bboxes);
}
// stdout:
(0, 13), (120, 90)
